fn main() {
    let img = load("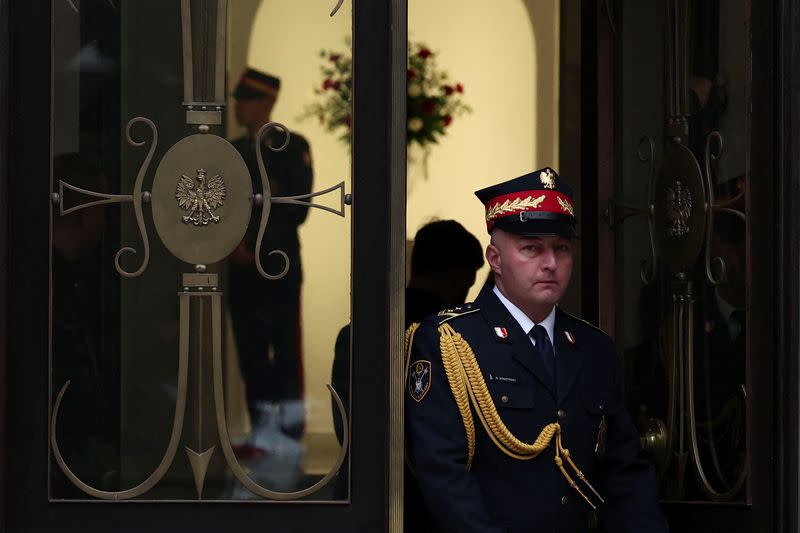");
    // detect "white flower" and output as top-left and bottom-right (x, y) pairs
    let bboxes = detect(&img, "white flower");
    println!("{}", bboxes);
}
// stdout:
(408, 83), (422, 97)
(408, 118), (423, 132)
